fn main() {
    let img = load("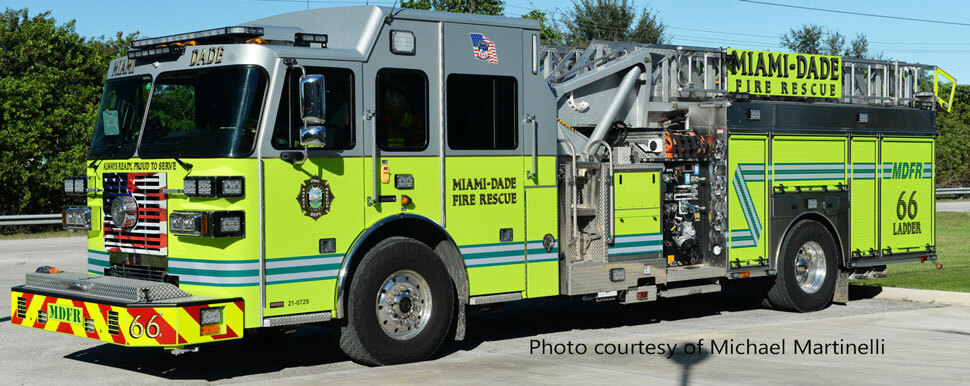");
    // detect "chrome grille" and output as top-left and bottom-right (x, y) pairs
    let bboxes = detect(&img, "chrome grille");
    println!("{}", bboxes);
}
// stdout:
(103, 172), (168, 256)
